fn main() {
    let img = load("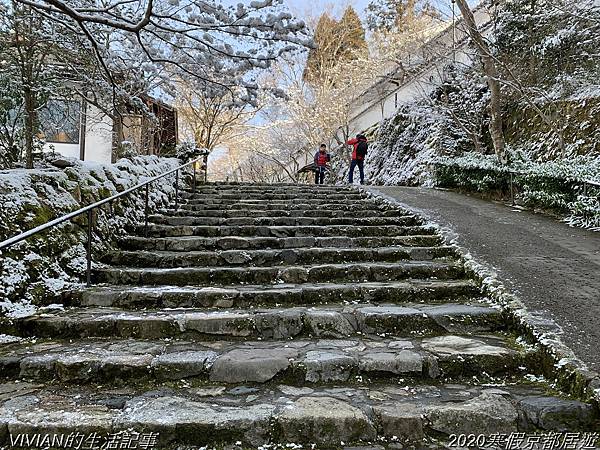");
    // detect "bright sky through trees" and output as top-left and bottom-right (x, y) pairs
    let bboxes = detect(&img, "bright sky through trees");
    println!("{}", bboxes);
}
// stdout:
(283, 0), (480, 21)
